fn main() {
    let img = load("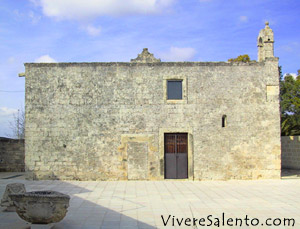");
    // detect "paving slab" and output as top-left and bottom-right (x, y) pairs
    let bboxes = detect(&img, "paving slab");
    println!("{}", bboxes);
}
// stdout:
(0, 173), (300, 228)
